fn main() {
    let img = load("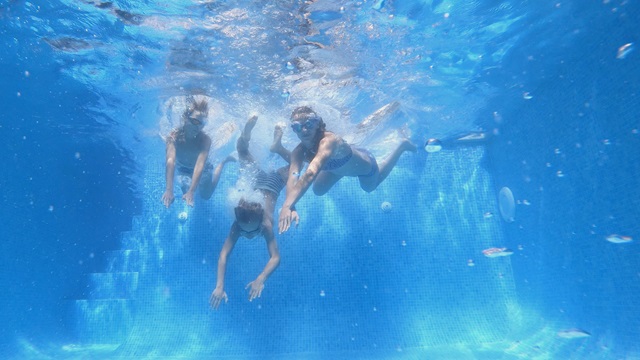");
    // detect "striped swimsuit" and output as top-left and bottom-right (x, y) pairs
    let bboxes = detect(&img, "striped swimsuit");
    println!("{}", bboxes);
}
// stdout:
(254, 170), (286, 195)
